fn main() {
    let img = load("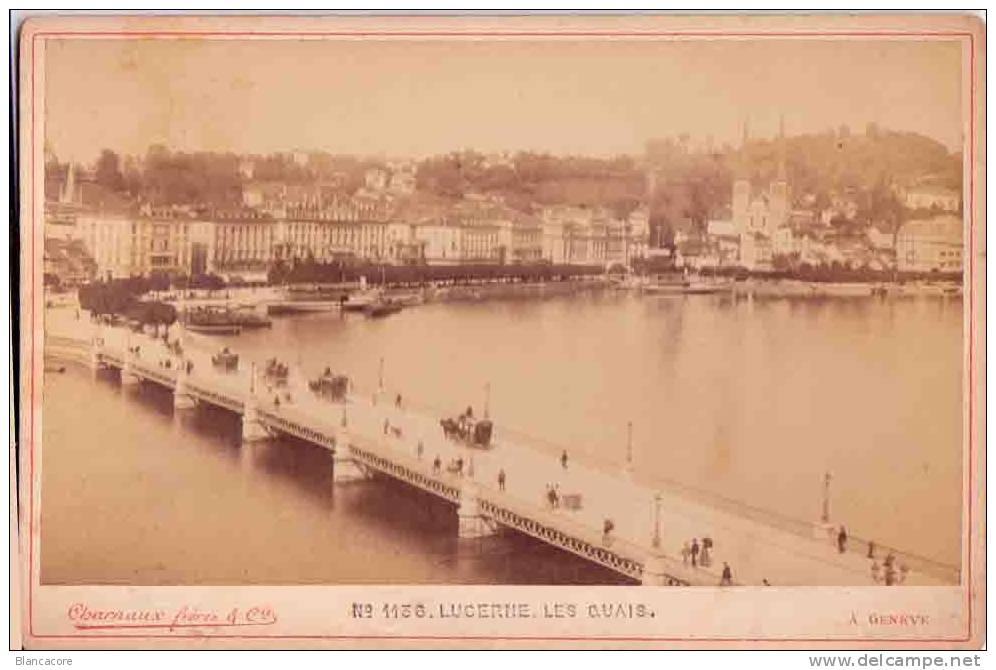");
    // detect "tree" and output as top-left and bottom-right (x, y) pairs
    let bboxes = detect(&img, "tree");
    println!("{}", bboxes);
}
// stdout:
(95, 149), (125, 192)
